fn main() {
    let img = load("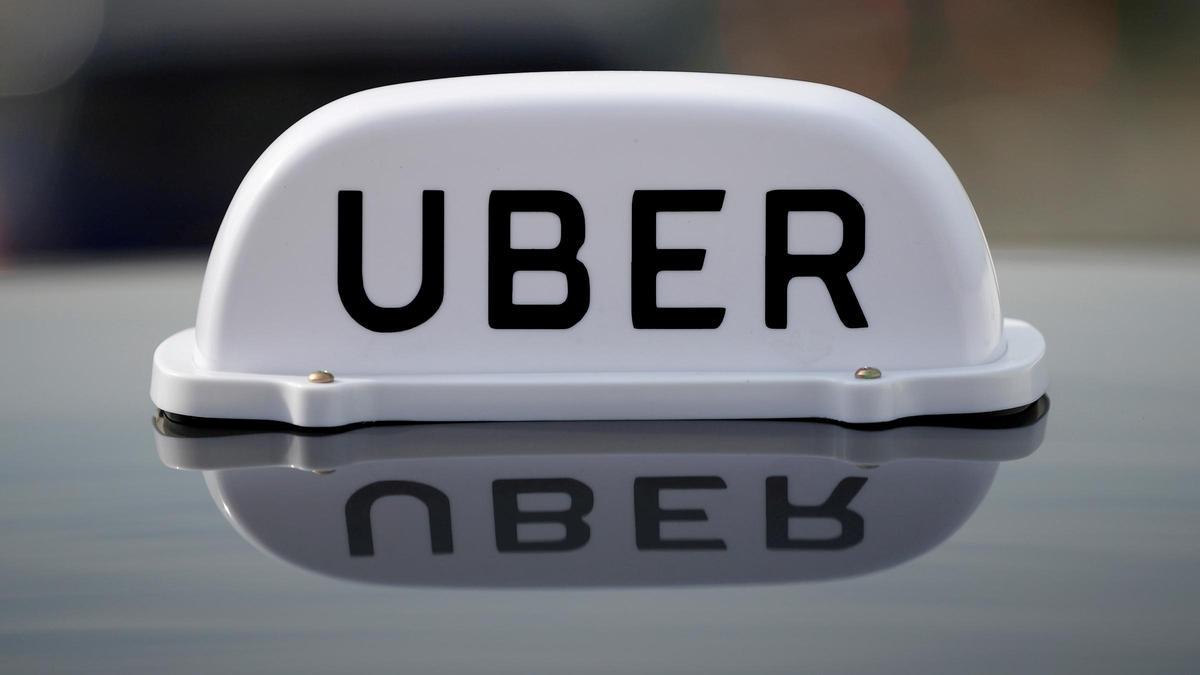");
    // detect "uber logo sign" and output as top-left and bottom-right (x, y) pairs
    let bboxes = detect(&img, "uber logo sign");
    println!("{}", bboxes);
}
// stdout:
(153, 73), (1047, 427)
(344, 475), (867, 556)
(337, 189), (868, 332)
